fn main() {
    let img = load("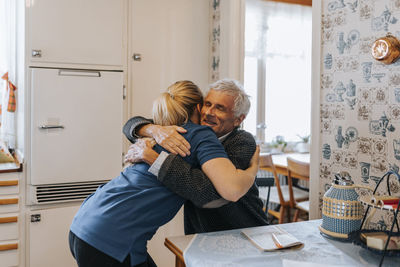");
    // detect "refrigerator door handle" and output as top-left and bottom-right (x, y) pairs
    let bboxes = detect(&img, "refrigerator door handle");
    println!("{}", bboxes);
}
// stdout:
(58, 69), (101, 77)
(39, 125), (65, 130)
